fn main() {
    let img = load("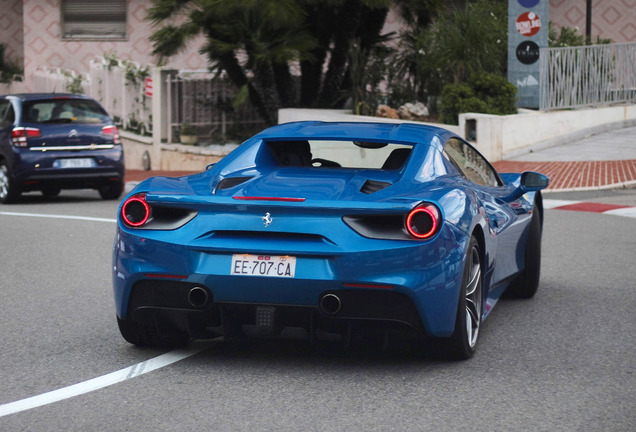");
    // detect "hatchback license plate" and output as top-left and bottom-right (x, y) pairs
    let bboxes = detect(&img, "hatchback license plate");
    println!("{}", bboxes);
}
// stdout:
(54, 158), (96, 168)
(231, 254), (296, 278)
